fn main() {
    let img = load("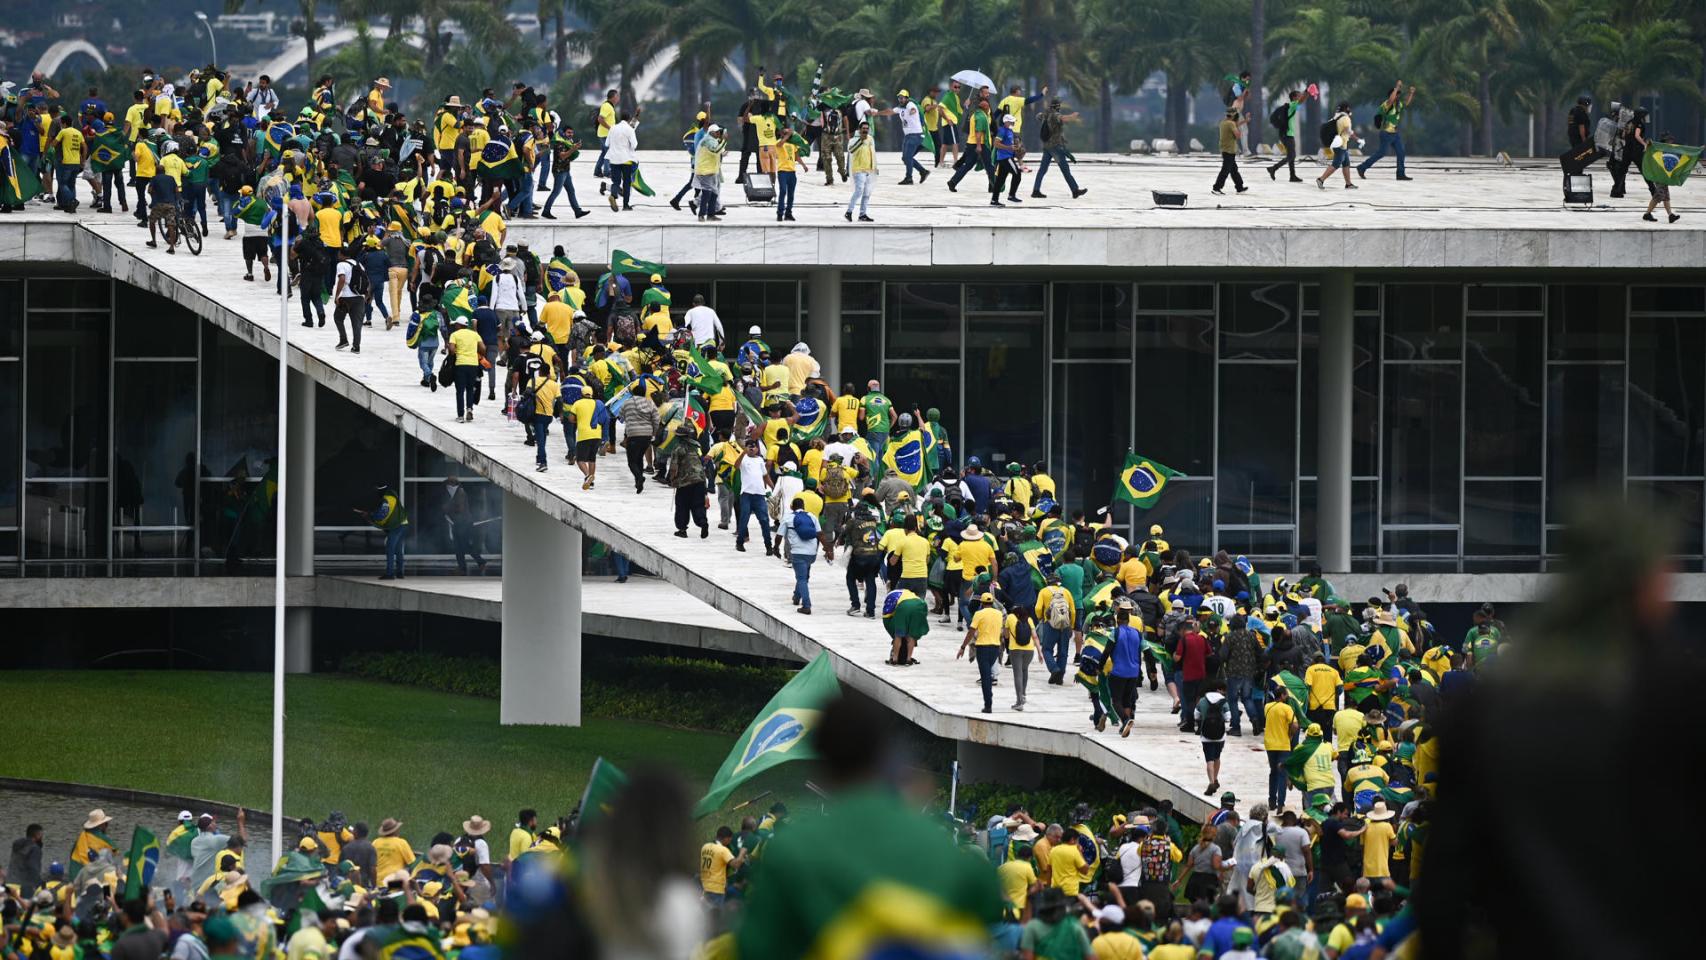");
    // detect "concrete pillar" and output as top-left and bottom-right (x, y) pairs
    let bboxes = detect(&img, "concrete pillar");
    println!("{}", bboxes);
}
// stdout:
(956, 740), (1045, 789)
(500, 491), (582, 725)
(1318, 271), (1354, 574)
(807, 268), (843, 389)
(284, 369), (316, 673)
